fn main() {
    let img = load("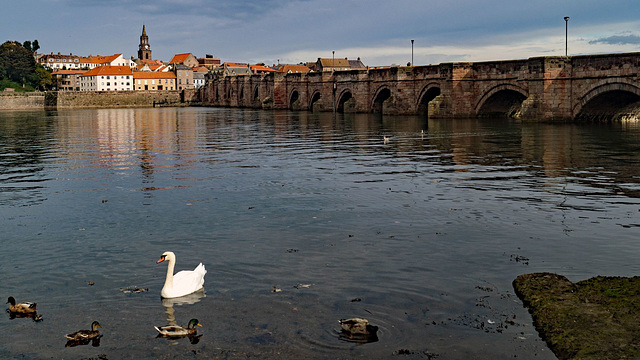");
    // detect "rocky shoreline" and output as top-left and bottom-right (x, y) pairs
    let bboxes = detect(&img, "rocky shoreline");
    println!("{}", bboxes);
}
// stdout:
(513, 272), (640, 360)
